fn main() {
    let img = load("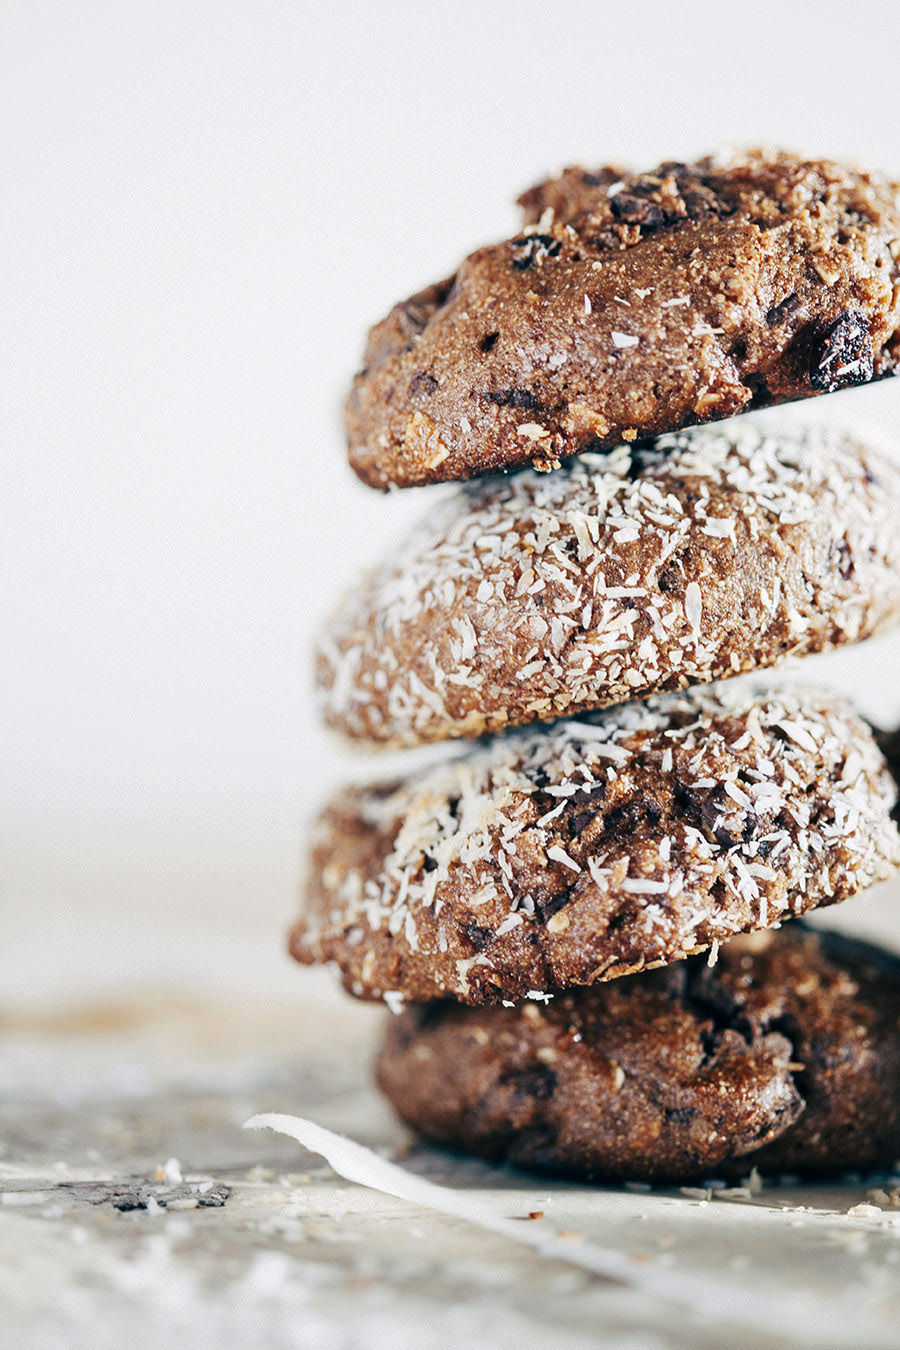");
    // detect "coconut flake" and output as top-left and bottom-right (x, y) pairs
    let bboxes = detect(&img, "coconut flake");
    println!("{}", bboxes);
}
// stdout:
(244, 1114), (865, 1340)
(684, 582), (703, 634)
(547, 845), (581, 873)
